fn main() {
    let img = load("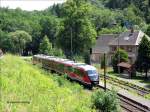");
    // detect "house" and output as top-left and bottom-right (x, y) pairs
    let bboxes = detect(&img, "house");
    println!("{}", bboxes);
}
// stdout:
(91, 34), (118, 64)
(109, 30), (145, 64)
(91, 30), (149, 65)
